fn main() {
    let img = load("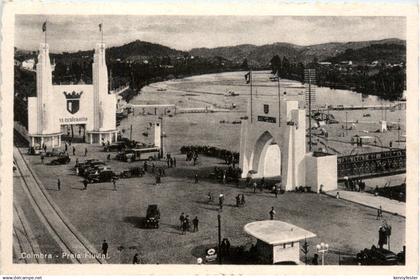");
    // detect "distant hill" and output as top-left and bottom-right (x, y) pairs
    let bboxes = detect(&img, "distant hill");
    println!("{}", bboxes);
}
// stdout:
(190, 38), (406, 66)
(16, 38), (405, 67)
